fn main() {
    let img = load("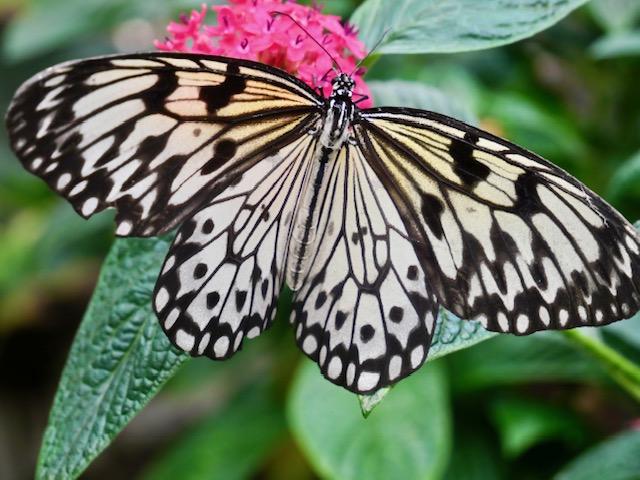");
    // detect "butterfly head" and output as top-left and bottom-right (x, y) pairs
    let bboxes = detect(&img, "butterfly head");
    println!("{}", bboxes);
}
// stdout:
(331, 74), (355, 98)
